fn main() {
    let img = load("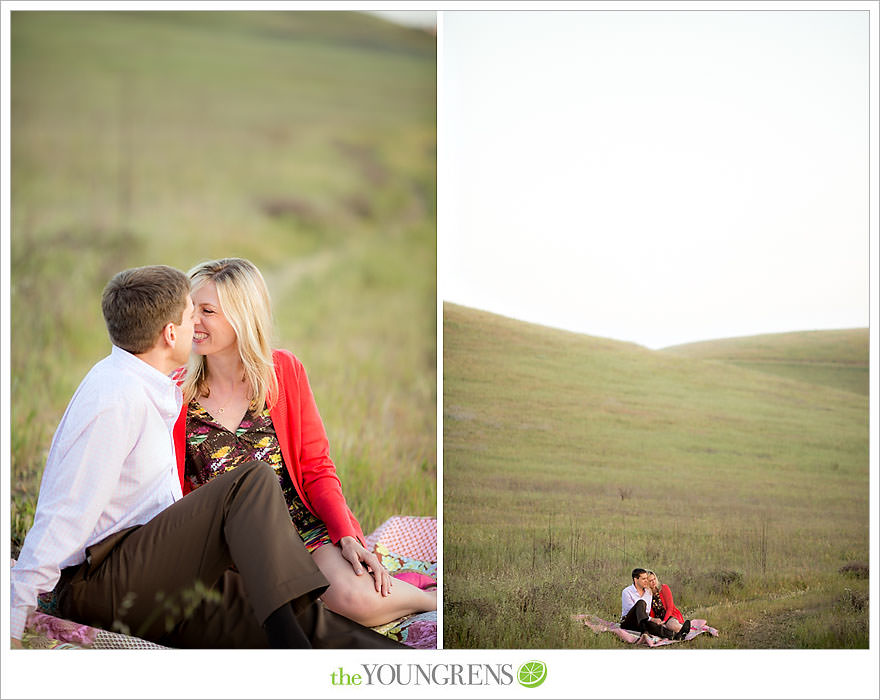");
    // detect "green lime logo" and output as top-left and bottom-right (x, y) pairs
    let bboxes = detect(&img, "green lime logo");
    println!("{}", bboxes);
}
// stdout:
(517, 660), (547, 688)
